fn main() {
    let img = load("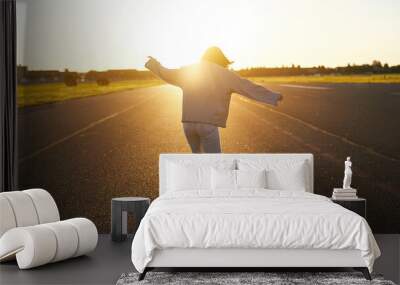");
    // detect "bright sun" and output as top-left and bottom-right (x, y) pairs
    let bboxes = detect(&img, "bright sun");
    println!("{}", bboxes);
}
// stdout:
(129, 0), (276, 69)
(19, 0), (400, 71)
